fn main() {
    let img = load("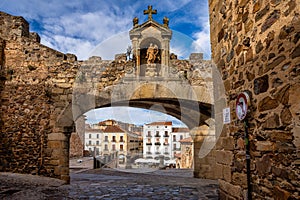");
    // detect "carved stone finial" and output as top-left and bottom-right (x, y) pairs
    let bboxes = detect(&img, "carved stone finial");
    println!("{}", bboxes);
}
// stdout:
(133, 17), (139, 27)
(163, 16), (169, 27)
